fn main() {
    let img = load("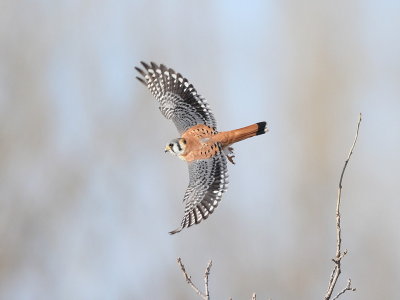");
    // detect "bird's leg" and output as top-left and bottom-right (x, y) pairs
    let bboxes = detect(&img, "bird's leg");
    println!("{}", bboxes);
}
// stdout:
(224, 146), (236, 164)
